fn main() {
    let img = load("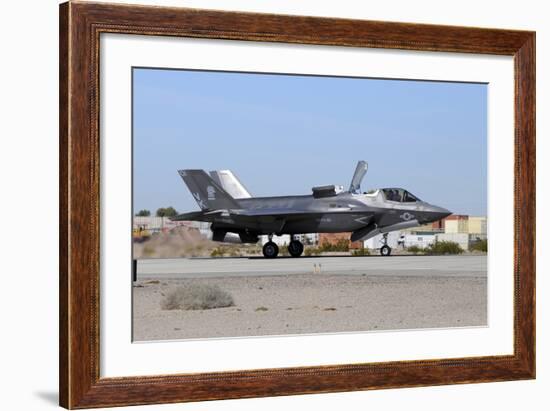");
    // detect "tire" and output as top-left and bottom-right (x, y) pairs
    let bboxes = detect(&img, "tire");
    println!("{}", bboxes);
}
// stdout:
(380, 245), (392, 256)
(263, 241), (279, 258)
(288, 240), (304, 257)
